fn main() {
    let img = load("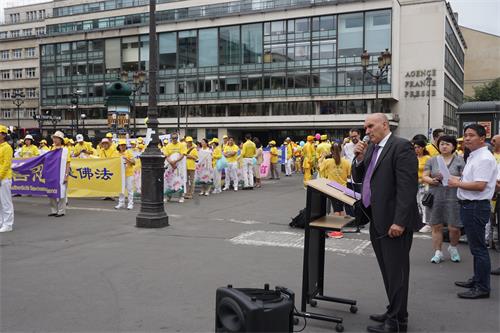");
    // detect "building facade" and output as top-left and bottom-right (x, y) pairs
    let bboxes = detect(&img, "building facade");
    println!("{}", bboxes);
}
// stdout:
(0, 0), (466, 142)
(460, 26), (500, 99)
(0, 1), (50, 136)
